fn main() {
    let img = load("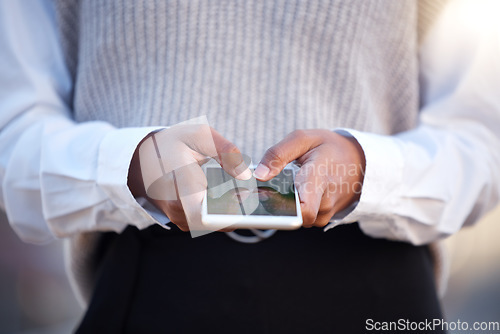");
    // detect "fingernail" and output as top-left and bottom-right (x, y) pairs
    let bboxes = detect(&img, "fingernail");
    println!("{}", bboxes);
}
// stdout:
(234, 162), (252, 180)
(253, 164), (269, 180)
(236, 188), (251, 200)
